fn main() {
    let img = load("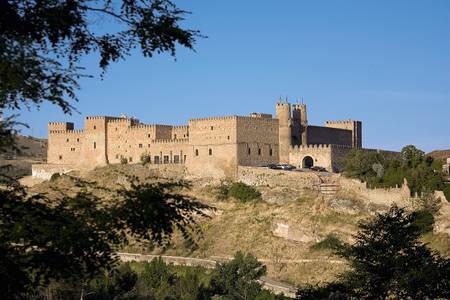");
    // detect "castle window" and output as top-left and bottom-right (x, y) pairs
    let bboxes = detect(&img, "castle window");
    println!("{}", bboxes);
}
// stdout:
(210, 126), (214, 130)
(148, 144), (151, 148)
(139, 144), (143, 148)
(115, 127), (118, 131)
(269, 149), (273, 156)
(93, 142), (96, 149)
(209, 148), (212, 156)
(148, 134), (151, 138)
(70, 148), (75, 152)
(77, 138), (79, 142)
(129, 157), (132, 162)
(154, 156), (160, 164)
(163, 155), (169, 164)
(258, 148), (261, 155)
(184, 155), (187, 162)
(174, 134), (177, 139)
(66, 138), (69, 142)
(195, 149), (199, 156)
(174, 155), (180, 164)
(116, 154), (119, 159)
(93, 125), (96, 130)
(59, 155), (62, 160)
(227, 136), (230, 140)
(248, 148), (251, 155)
